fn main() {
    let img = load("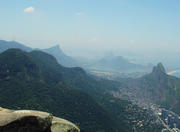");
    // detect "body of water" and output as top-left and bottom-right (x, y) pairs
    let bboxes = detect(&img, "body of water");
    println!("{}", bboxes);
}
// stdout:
(171, 72), (180, 78)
